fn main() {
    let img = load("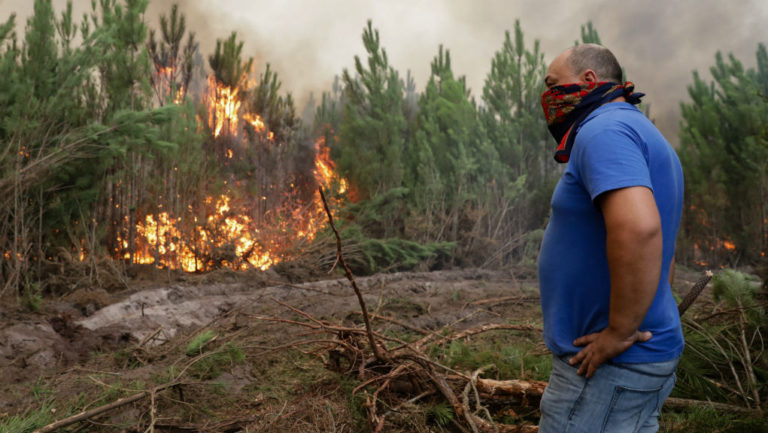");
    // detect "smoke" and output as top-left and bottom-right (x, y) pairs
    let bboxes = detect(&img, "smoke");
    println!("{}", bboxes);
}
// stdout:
(5, 0), (768, 142)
